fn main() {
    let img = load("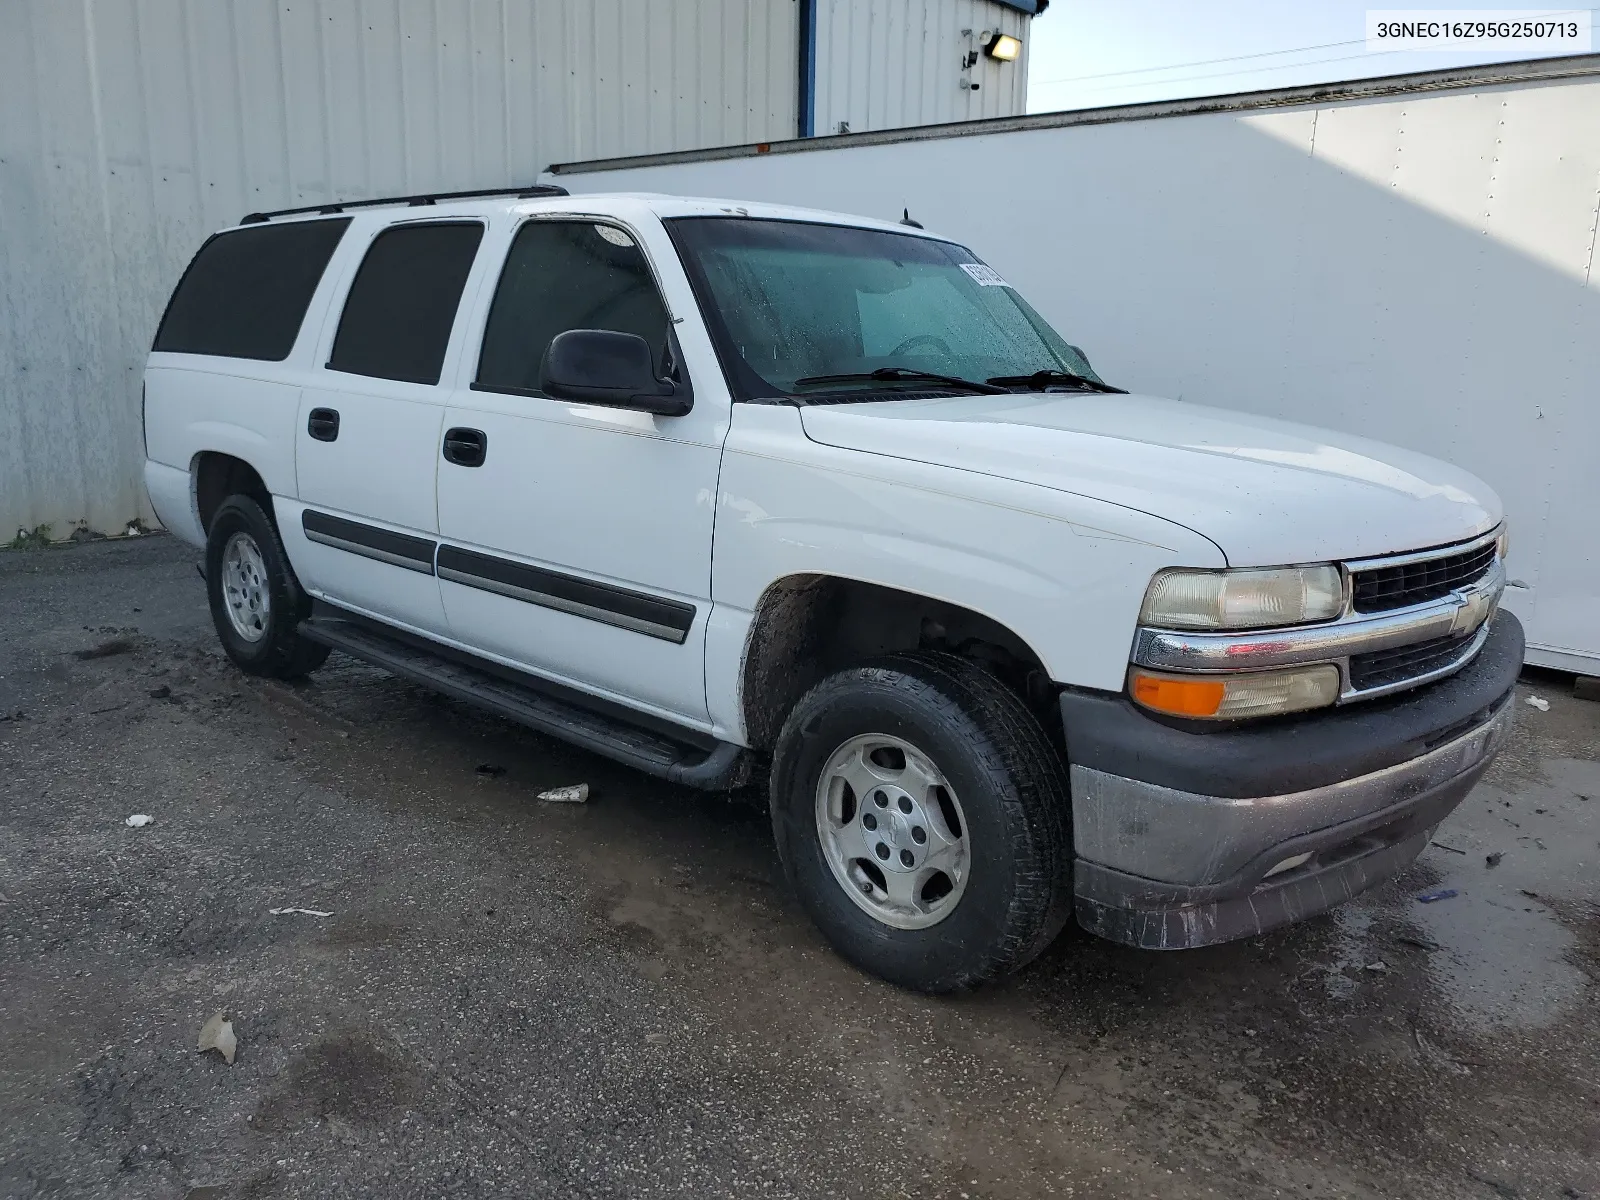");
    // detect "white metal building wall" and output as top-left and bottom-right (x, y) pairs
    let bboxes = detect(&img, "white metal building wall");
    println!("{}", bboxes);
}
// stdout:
(812, 0), (1030, 135)
(550, 60), (1600, 672)
(0, 0), (798, 538)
